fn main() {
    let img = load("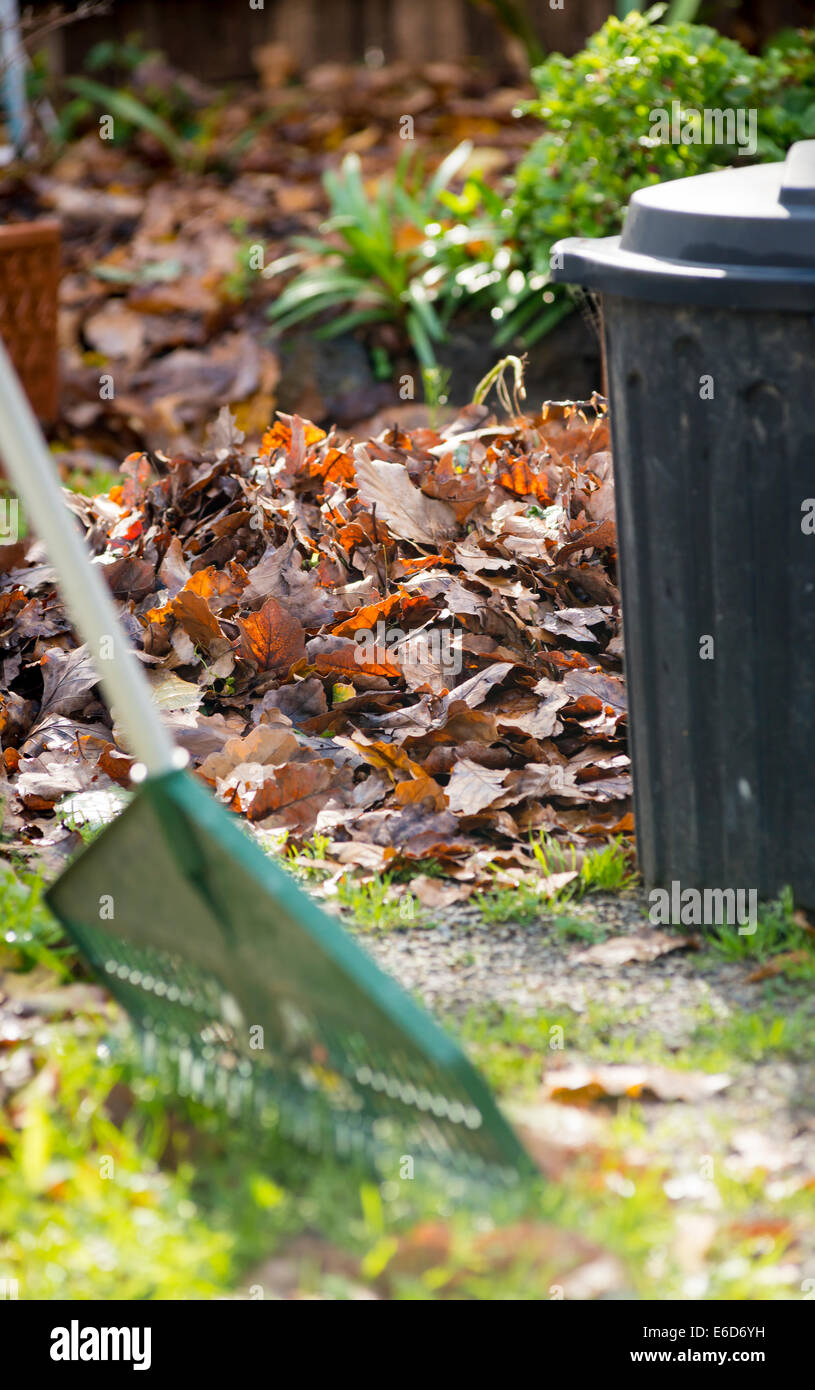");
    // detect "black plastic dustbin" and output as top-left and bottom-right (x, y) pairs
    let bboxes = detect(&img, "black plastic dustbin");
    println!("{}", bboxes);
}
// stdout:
(551, 140), (815, 907)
